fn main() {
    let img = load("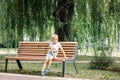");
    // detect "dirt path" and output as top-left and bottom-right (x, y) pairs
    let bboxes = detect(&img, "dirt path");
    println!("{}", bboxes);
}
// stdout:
(0, 73), (96, 80)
